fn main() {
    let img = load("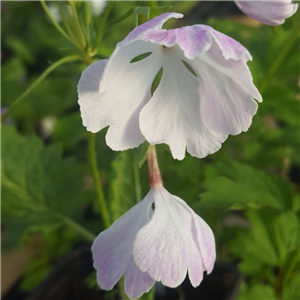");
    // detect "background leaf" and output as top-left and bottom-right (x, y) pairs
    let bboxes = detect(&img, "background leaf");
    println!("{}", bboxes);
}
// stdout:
(199, 161), (293, 211)
(2, 126), (90, 249)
